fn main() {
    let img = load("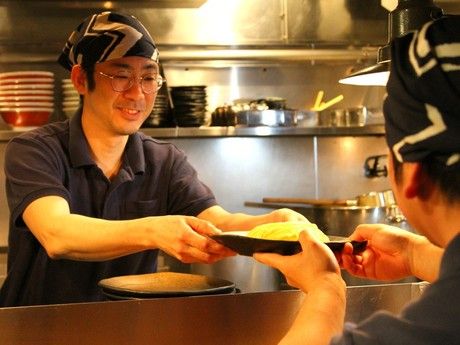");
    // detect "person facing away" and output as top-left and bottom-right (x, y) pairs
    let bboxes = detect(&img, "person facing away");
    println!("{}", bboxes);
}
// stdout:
(0, 11), (308, 307)
(255, 15), (460, 345)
